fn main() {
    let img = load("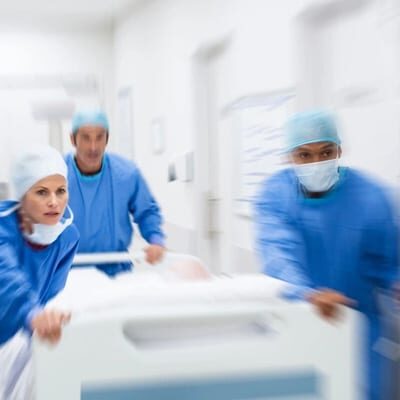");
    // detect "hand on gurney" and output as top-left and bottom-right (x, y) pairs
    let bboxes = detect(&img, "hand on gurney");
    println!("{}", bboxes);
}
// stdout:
(31, 309), (71, 344)
(144, 244), (165, 264)
(308, 289), (355, 321)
